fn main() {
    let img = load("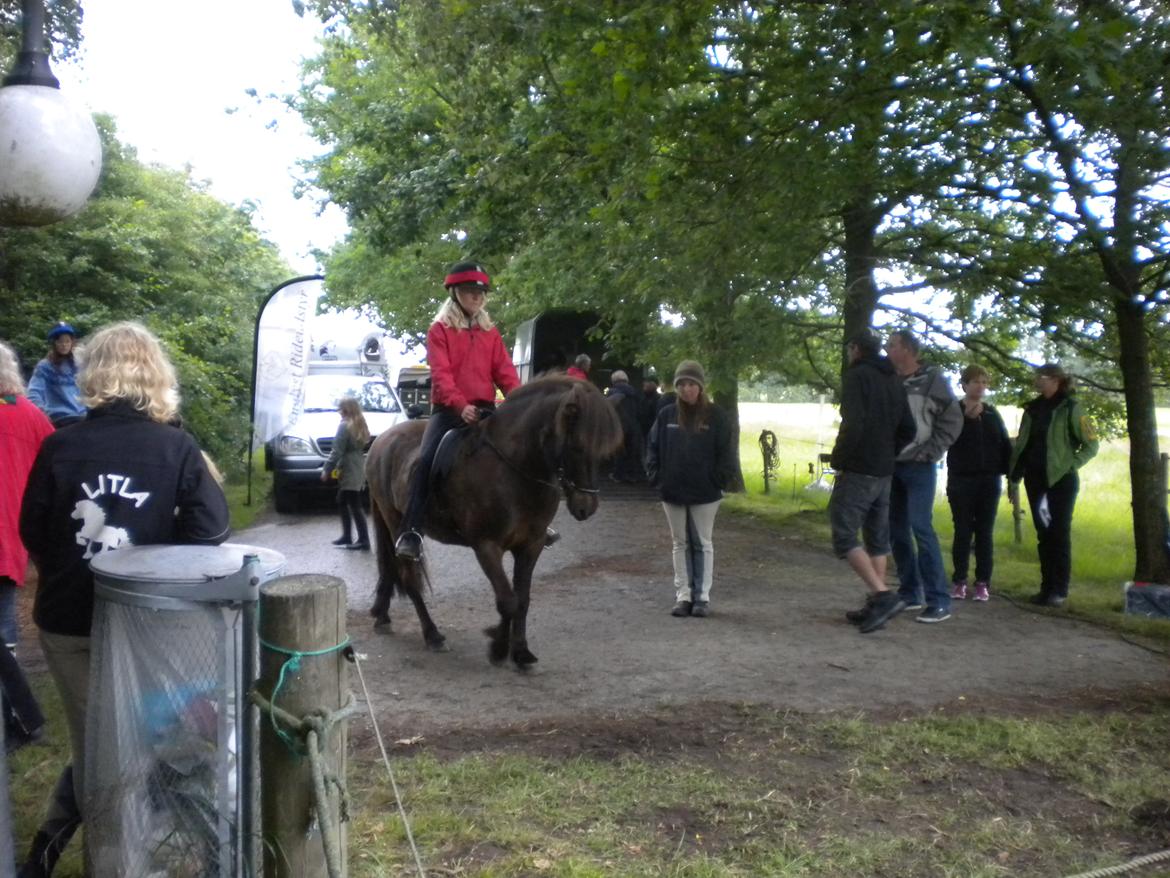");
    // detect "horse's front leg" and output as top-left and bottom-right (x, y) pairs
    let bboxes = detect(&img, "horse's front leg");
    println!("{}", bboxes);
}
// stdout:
(474, 544), (516, 665)
(509, 541), (543, 668)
